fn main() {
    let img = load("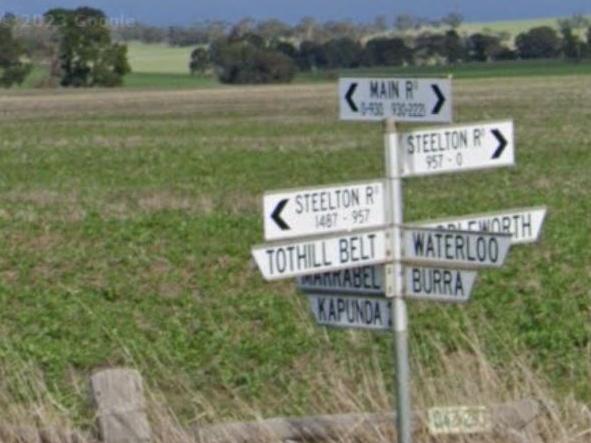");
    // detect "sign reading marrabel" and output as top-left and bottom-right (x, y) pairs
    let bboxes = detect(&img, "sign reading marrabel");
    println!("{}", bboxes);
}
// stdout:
(403, 227), (512, 269)
(339, 77), (452, 123)
(252, 229), (390, 281)
(263, 180), (386, 241)
(398, 120), (514, 177)
(308, 294), (392, 330)
(298, 265), (478, 303)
